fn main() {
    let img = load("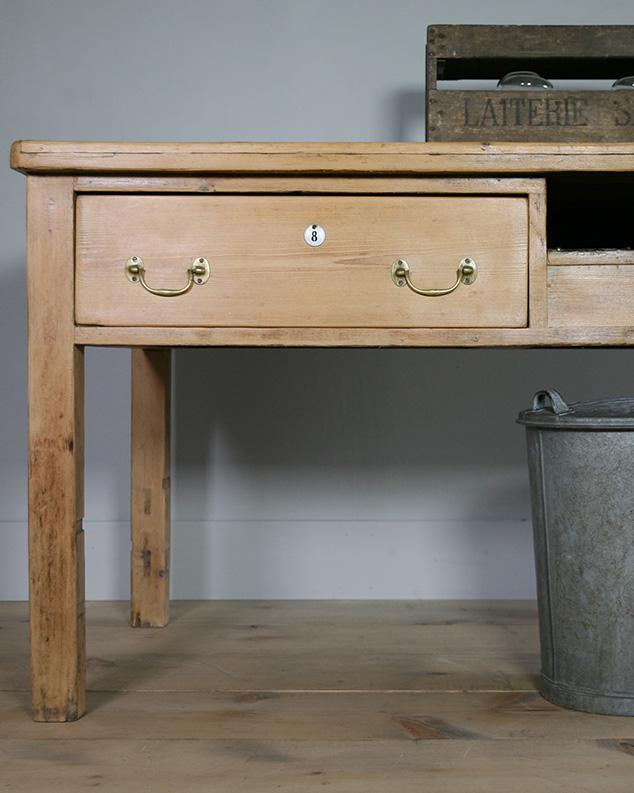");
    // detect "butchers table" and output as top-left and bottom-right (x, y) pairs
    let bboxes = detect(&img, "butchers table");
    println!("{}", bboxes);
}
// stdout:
(11, 140), (634, 721)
